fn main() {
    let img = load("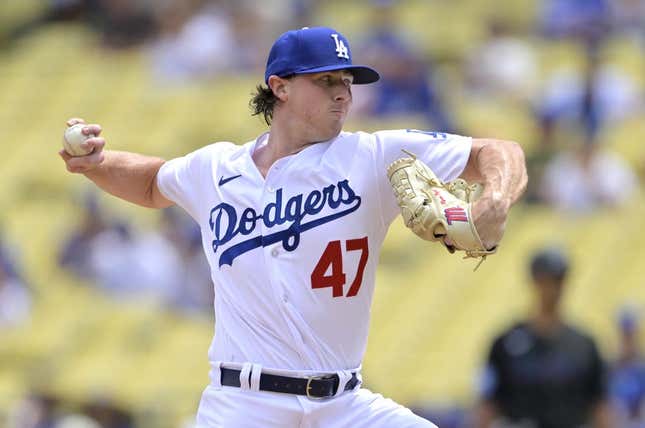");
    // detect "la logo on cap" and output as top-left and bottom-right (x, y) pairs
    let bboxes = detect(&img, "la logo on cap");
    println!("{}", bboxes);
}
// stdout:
(331, 34), (349, 59)
(264, 26), (379, 84)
